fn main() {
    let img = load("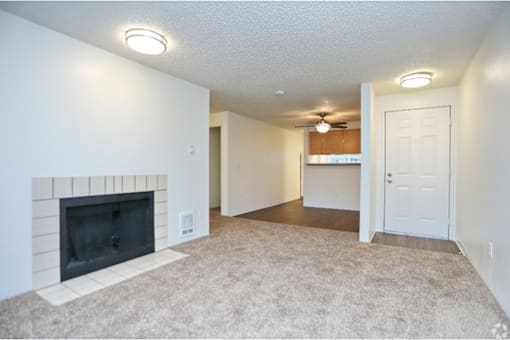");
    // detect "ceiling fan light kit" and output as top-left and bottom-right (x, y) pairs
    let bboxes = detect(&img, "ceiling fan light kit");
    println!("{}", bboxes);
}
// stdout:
(294, 112), (347, 133)
(315, 120), (331, 133)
